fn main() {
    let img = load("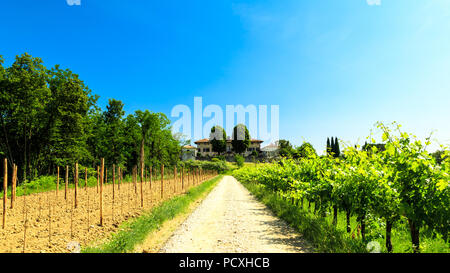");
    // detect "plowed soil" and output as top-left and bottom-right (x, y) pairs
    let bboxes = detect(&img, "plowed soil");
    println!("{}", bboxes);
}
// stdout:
(0, 172), (212, 253)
